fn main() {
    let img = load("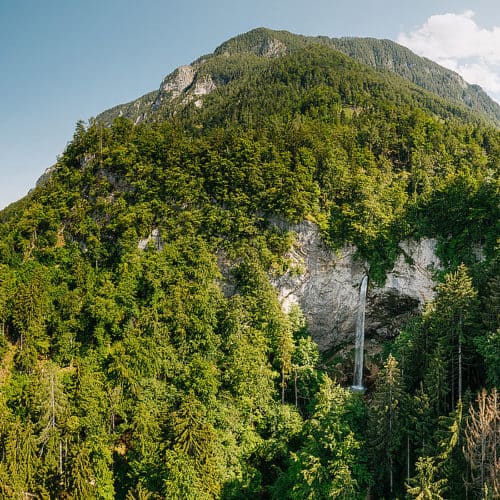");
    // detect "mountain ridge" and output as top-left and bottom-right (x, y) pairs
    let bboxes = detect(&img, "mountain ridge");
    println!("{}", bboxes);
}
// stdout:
(96, 27), (500, 127)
